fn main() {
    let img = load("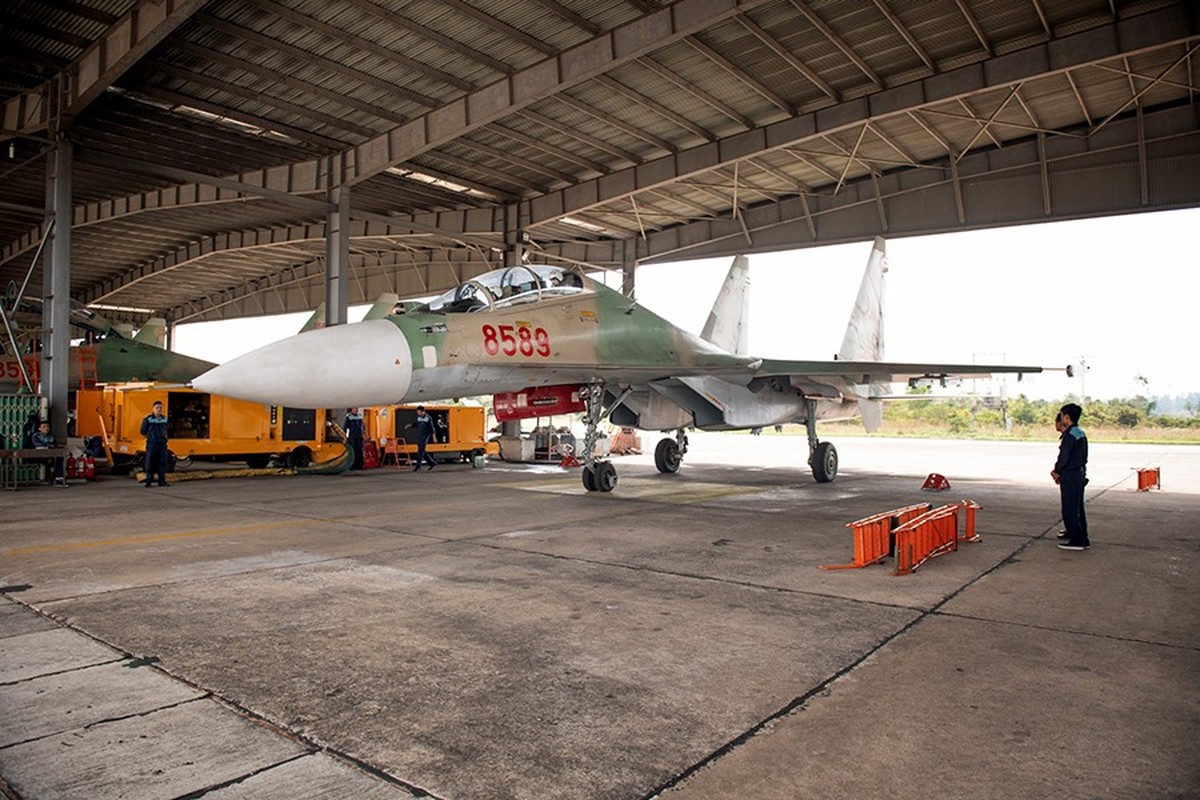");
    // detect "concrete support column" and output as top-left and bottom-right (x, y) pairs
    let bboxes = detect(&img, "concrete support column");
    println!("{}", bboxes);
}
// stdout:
(42, 137), (72, 438)
(503, 203), (525, 268)
(324, 175), (350, 328)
